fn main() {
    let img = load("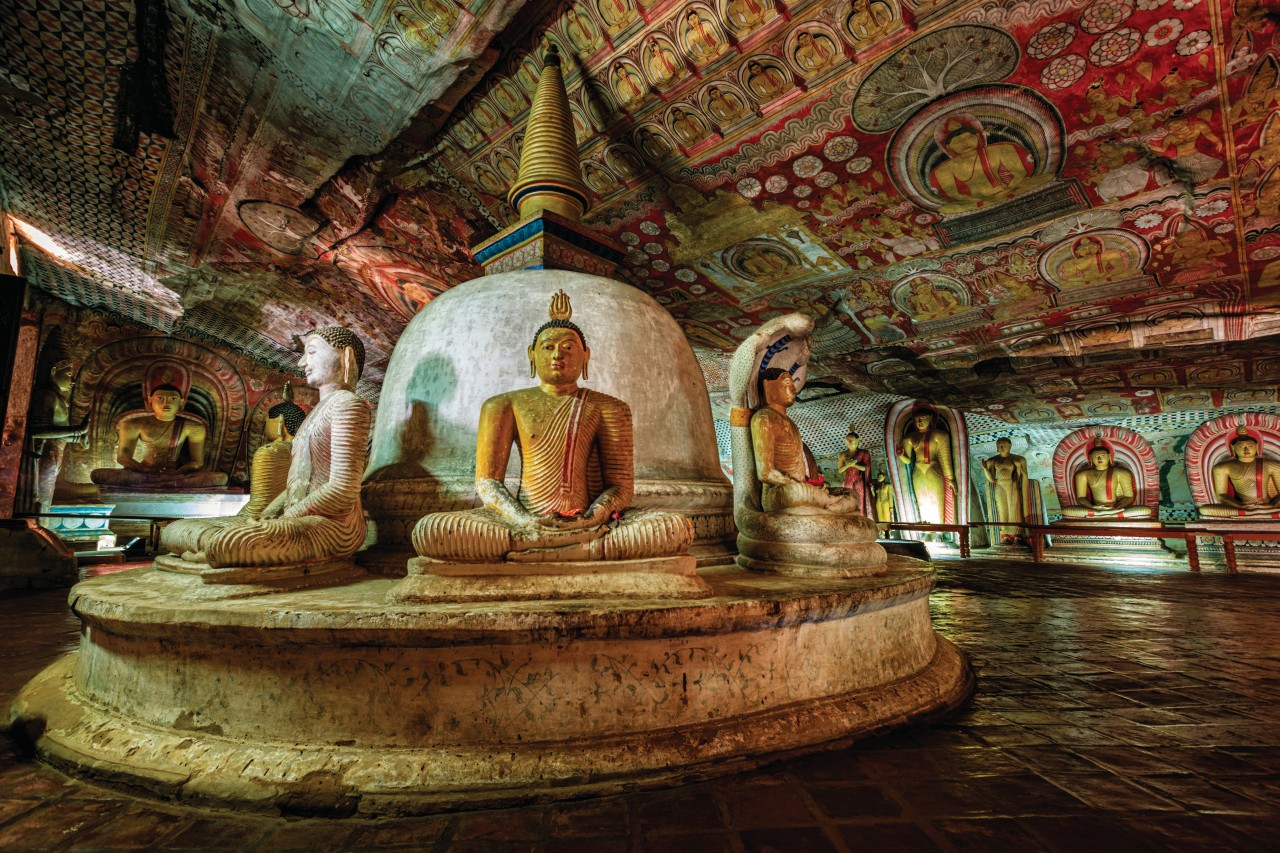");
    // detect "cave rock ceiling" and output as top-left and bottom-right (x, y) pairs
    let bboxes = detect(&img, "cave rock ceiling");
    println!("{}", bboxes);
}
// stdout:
(3, 0), (1280, 419)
